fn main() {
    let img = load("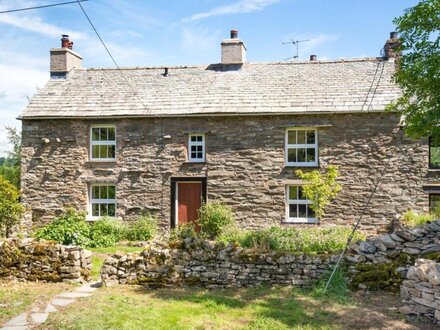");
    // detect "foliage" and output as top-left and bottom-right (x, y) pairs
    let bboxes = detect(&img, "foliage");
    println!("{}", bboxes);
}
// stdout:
(169, 223), (197, 242)
(34, 209), (91, 246)
(389, 0), (440, 140)
(0, 127), (22, 189)
(311, 266), (350, 303)
(402, 209), (437, 227)
(219, 226), (365, 254)
(88, 217), (127, 248)
(126, 214), (158, 241)
(198, 201), (235, 239)
(295, 165), (341, 218)
(0, 175), (24, 237)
